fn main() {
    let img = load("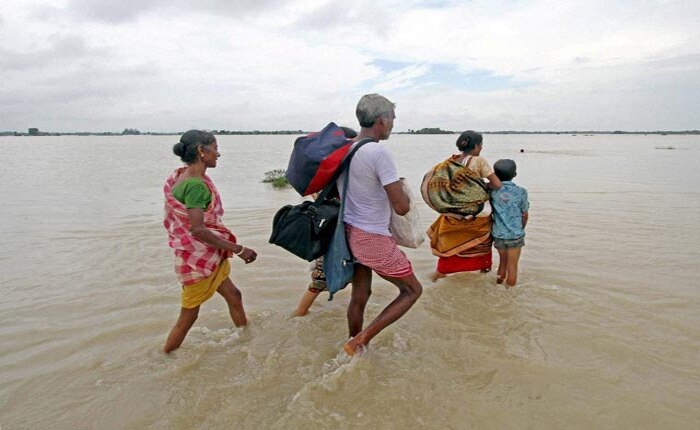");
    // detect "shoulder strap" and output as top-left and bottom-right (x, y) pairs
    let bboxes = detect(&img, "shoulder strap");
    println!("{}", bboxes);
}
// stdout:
(315, 138), (374, 203)
(333, 138), (374, 183)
